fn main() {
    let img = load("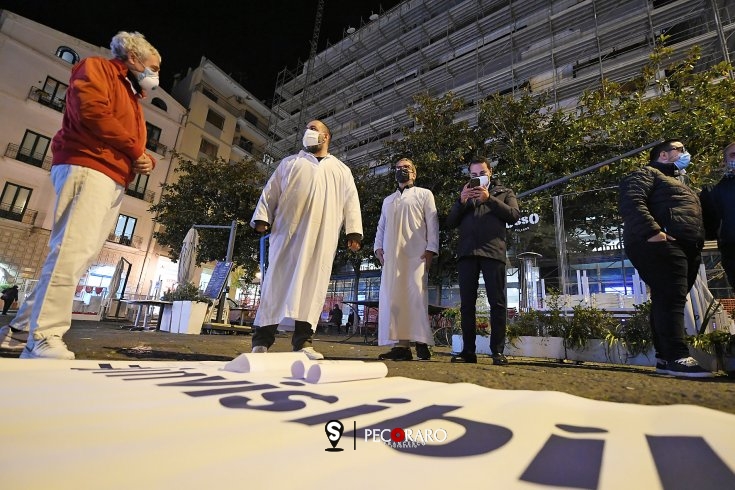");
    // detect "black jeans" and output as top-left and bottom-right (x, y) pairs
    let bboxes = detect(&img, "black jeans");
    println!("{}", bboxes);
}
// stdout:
(625, 240), (701, 361)
(457, 256), (507, 355)
(719, 242), (735, 293)
(252, 321), (313, 351)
